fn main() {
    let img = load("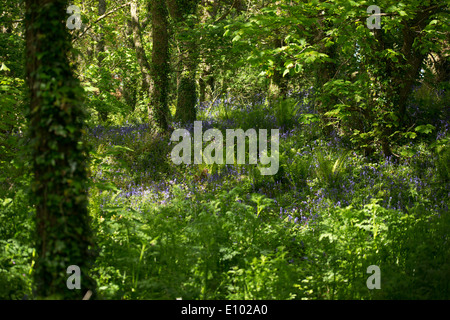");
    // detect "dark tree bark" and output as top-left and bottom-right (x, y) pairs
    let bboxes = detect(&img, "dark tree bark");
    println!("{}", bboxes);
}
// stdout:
(151, 0), (170, 131)
(368, 4), (442, 158)
(25, 0), (96, 299)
